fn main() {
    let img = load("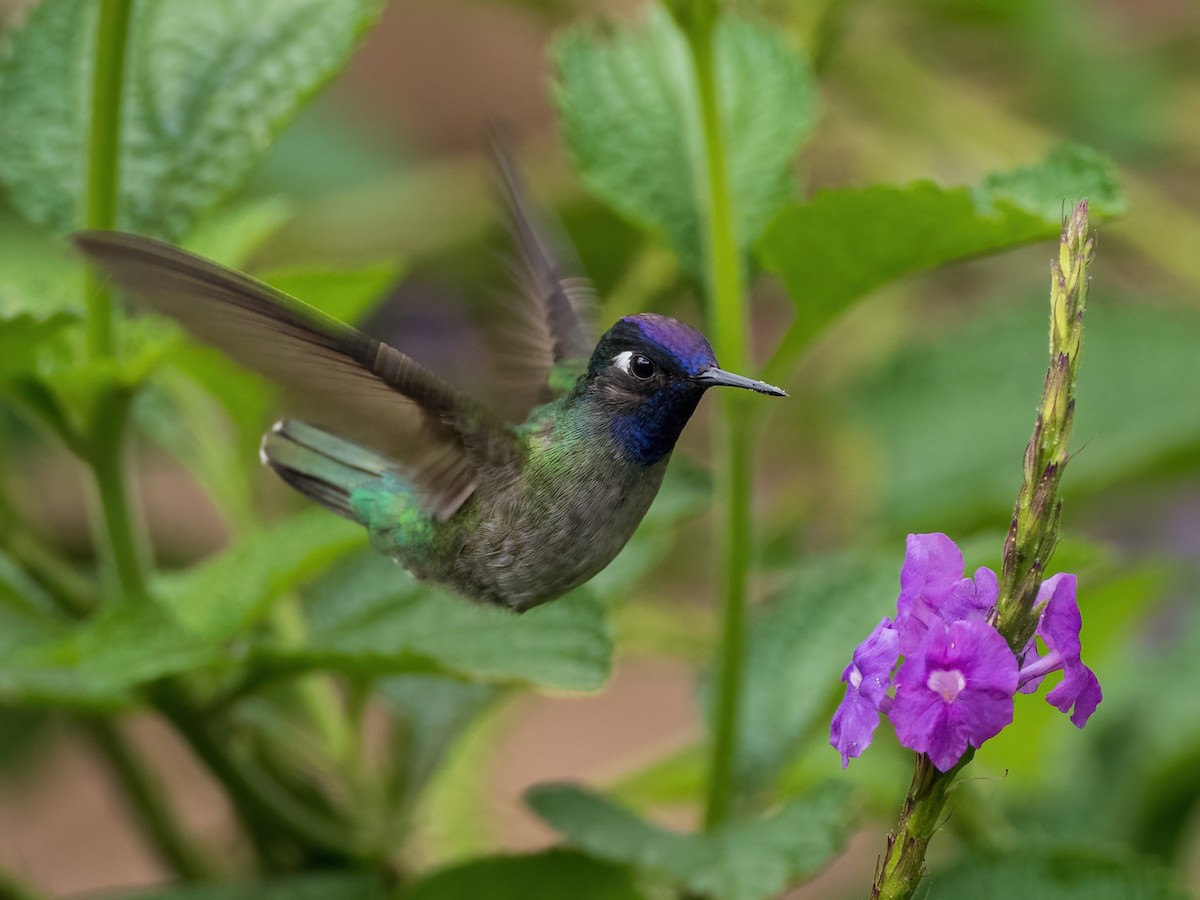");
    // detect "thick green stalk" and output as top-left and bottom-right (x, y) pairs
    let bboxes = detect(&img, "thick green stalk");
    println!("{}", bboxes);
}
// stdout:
(871, 202), (1094, 899)
(89, 387), (151, 602)
(677, 0), (753, 831)
(85, 0), (133, 358)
